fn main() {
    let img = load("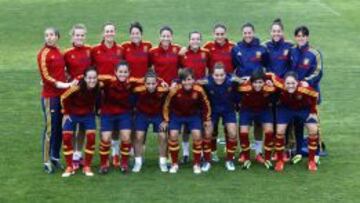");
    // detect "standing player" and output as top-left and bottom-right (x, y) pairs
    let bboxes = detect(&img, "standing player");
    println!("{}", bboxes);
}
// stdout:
(64, 24), (92, 170)
(149, 26), (181, 84)
(203, 24), (236, 161)
(272, 71), (320, 171)
(231, 22), (268, 163)
(37, 27), (74, 173)
(61, 67), (99, 177)
(290, 26), (323, 164)
(161, 68), (212, 174)
(132, 71), (169, 173)
(91, 22), (124, 168)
